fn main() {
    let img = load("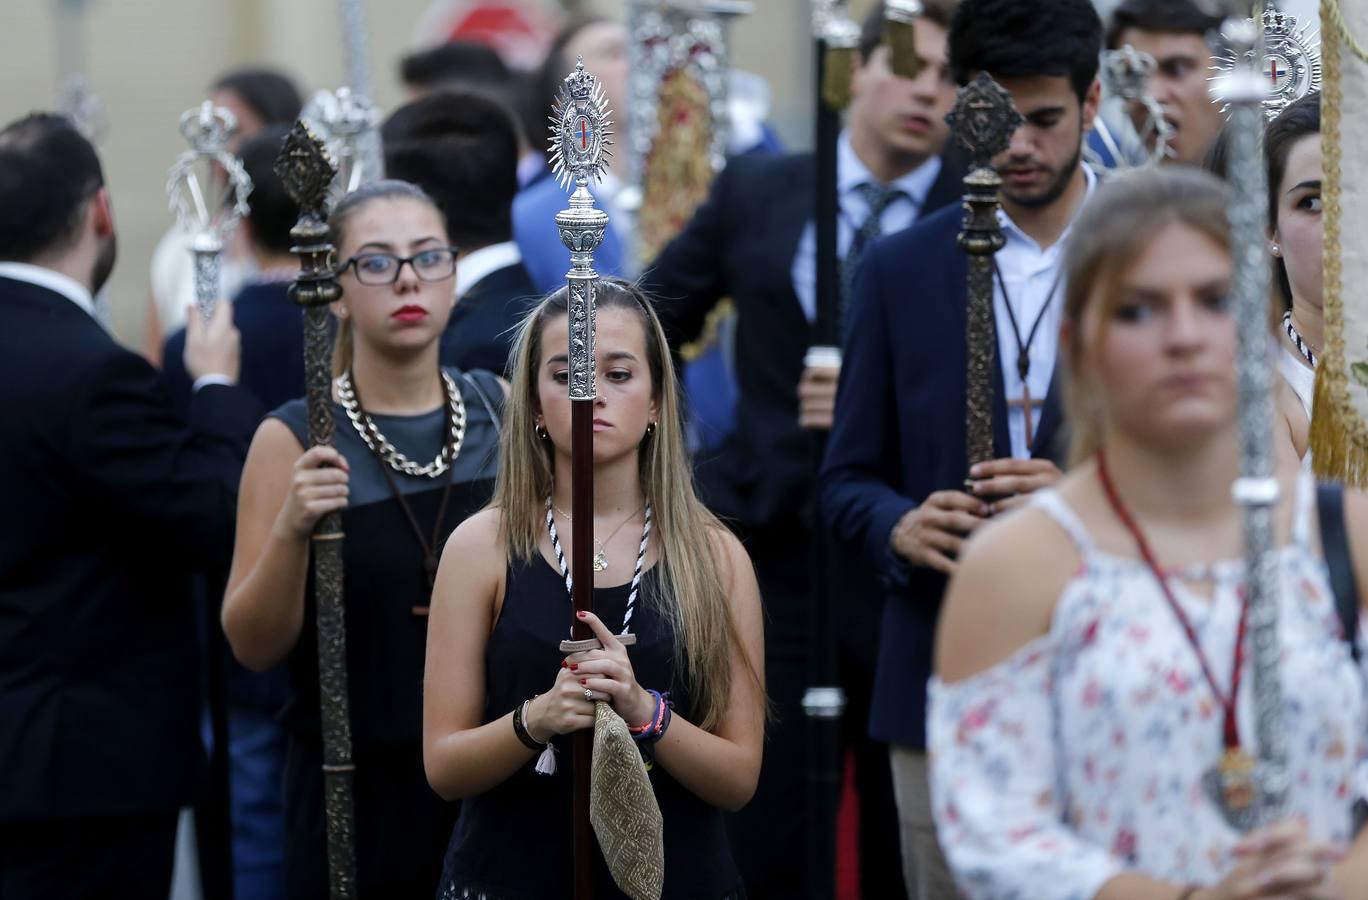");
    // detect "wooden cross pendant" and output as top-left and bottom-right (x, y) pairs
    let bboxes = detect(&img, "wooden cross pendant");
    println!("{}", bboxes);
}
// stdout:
(1008, 385), (1036, 449)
